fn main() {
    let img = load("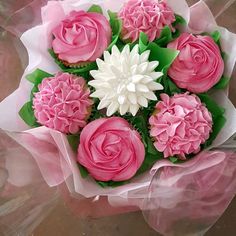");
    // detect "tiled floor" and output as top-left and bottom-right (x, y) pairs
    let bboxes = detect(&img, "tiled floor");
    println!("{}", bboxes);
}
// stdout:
(0, 1), (236, 235)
